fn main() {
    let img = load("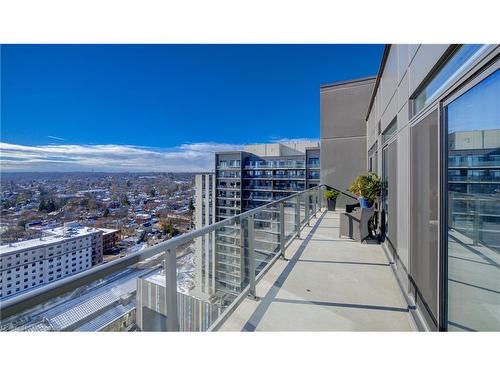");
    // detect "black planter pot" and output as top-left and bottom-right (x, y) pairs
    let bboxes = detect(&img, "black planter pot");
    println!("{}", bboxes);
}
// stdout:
(327, 198), (337, 211)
